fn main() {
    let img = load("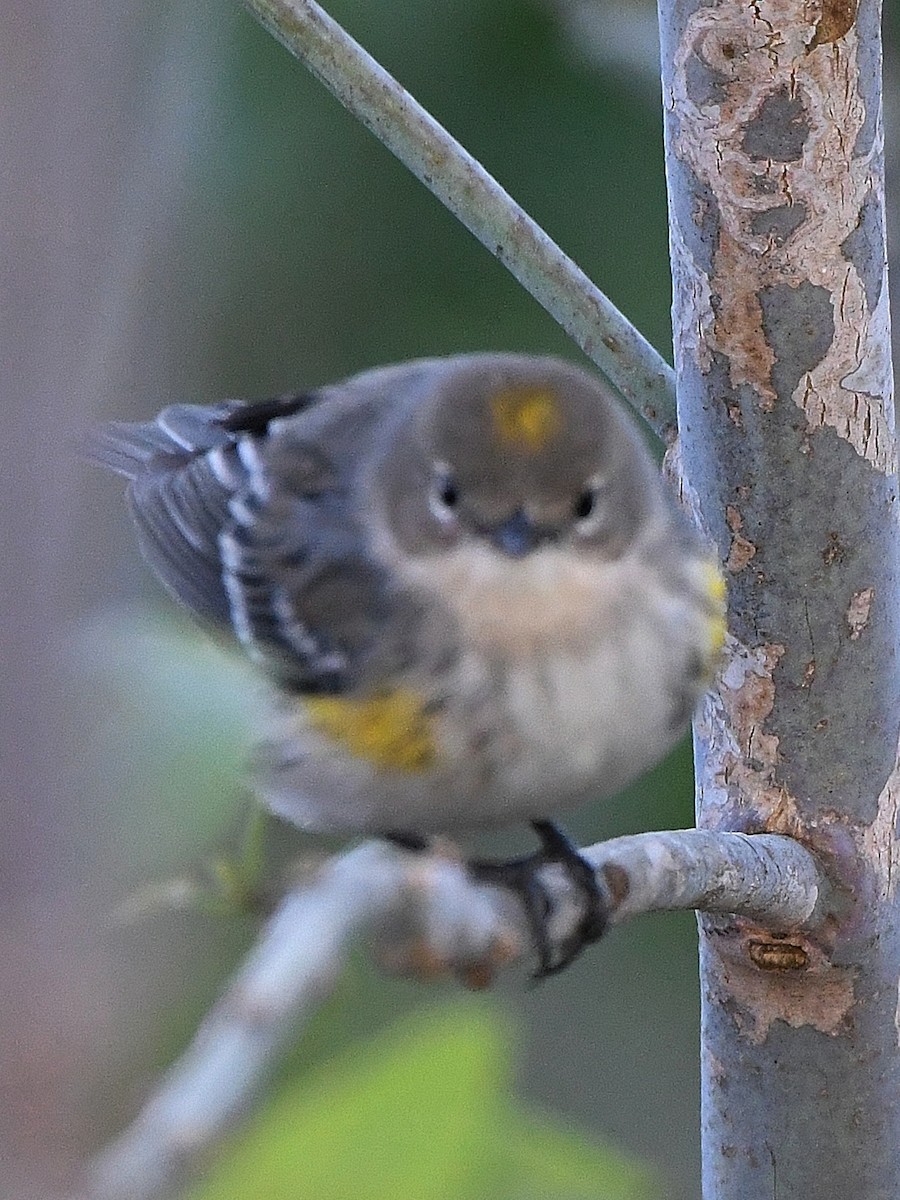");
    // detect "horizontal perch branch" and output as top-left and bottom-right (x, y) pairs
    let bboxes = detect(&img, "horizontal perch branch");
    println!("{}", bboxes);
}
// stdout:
(79, 829), (824, 1200)
(242, 0), (677, 440)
